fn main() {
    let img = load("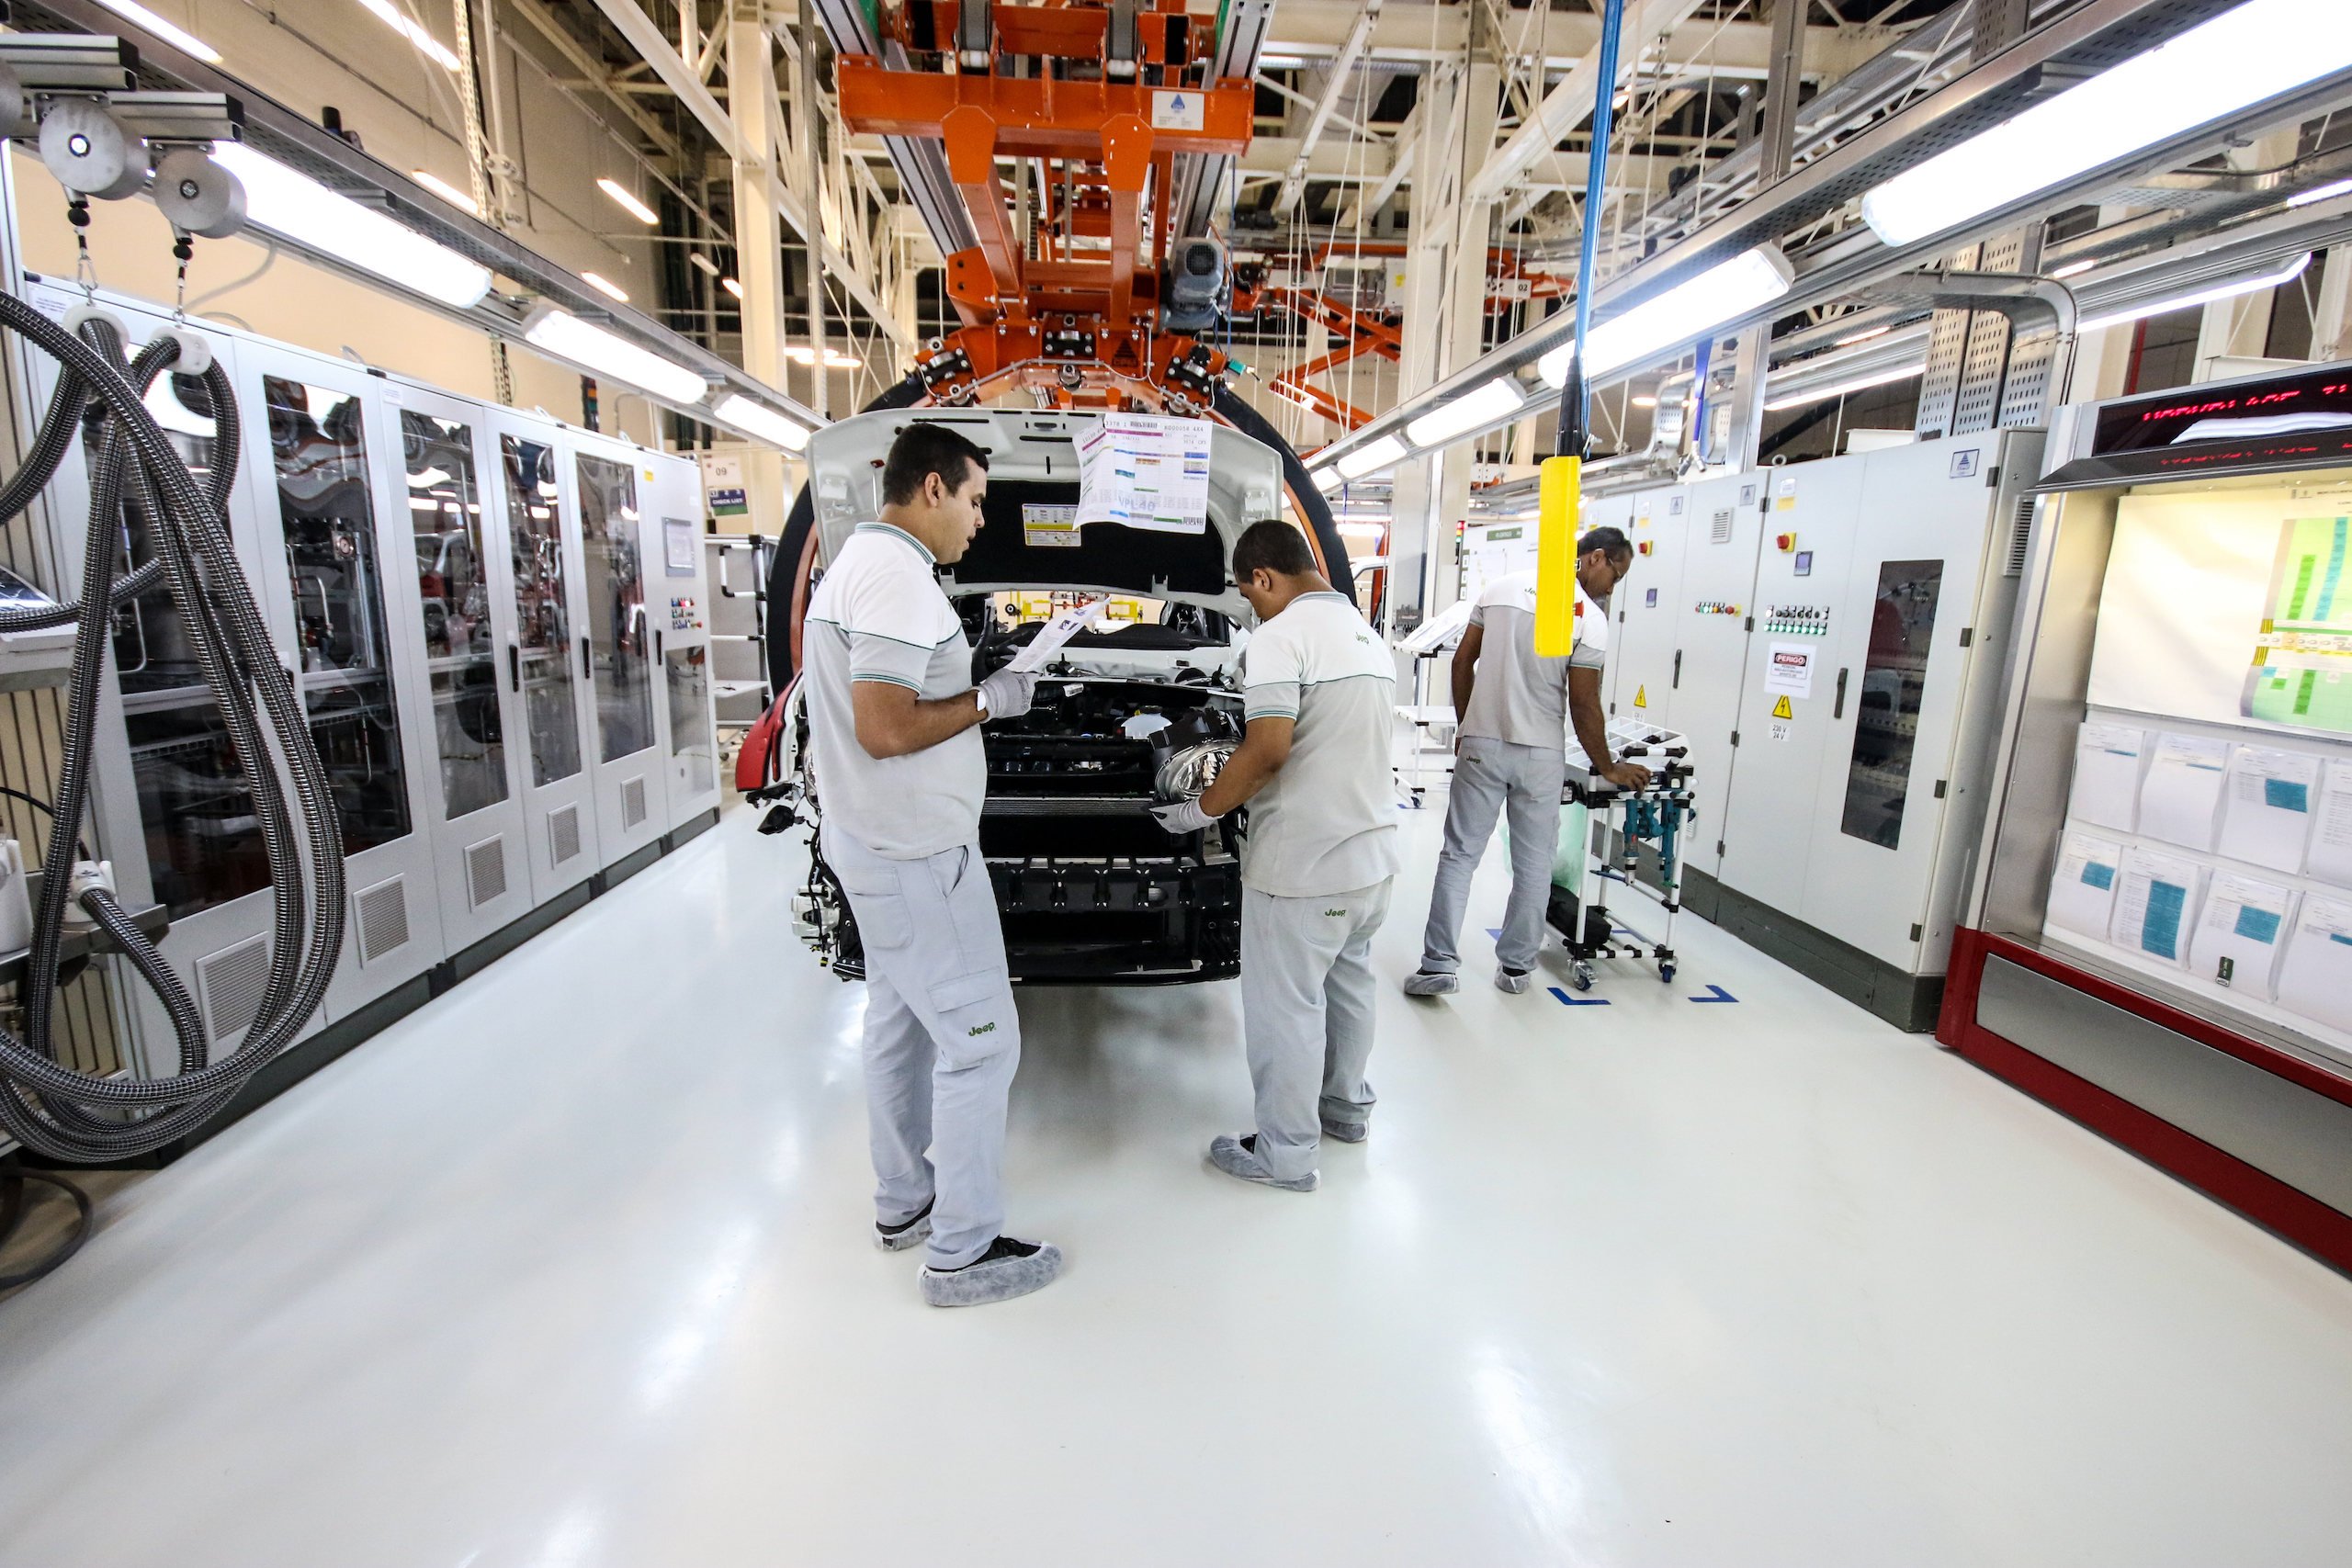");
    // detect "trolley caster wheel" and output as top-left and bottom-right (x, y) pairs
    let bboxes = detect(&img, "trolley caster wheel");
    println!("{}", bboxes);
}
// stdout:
(1657, 963), (1676, 984)
(1571, 961), (1596, 992)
